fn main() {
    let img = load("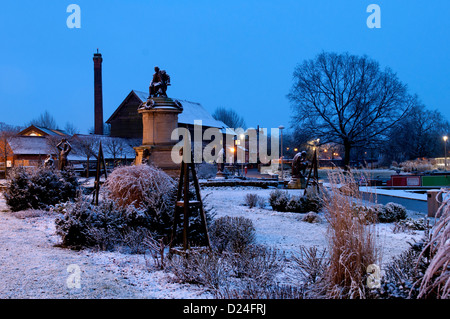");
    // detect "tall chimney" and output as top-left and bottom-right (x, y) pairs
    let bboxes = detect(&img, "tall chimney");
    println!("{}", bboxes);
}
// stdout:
(93, 49), (103, 135)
